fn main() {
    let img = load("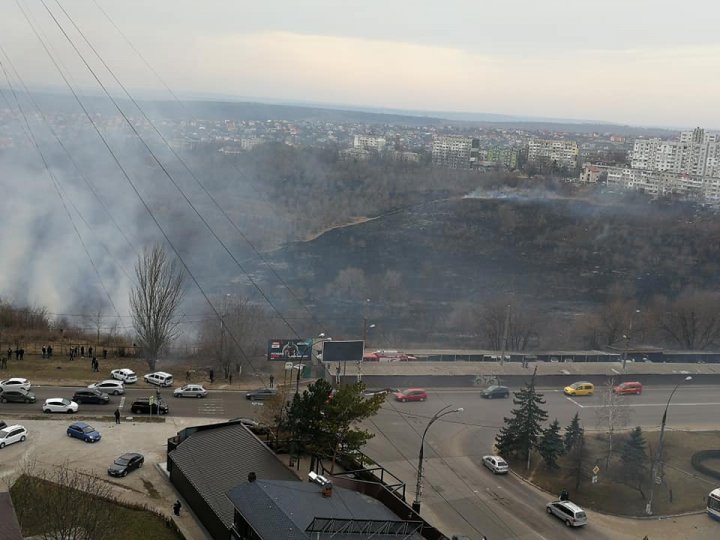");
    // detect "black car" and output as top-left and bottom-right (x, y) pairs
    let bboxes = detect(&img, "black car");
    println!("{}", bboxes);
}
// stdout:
(130, 398), (169, 415)
(481, 385), (510, 399)
(245, 388), (277, 400)
(0, 389), (36, 403)
(108, 452), (144, 477)
(72, 389), (110, 404)
(0, 420), (6, 430)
